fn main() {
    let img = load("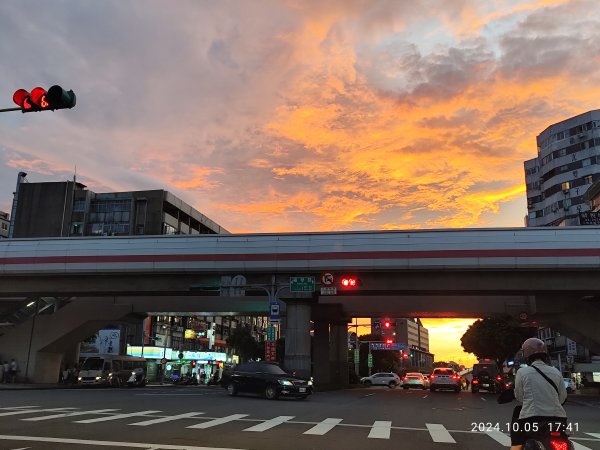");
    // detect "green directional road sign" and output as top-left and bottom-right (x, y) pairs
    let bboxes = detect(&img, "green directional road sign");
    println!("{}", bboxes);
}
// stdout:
(290, 276), (315, 292)
(367, 354), (373, 368)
